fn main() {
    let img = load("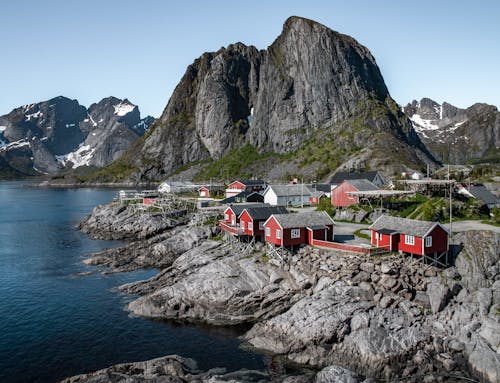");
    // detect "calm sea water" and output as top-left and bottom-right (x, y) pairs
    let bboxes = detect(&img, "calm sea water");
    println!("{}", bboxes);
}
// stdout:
(0, 181), (265, 383)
